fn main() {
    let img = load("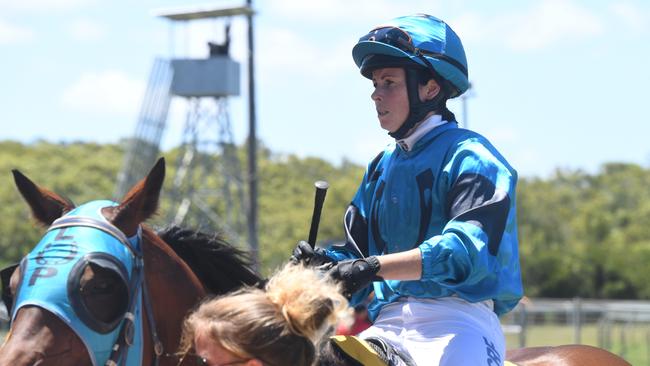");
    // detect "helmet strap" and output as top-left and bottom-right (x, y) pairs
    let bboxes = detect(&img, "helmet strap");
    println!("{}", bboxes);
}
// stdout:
(388, 68), (451, 140)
